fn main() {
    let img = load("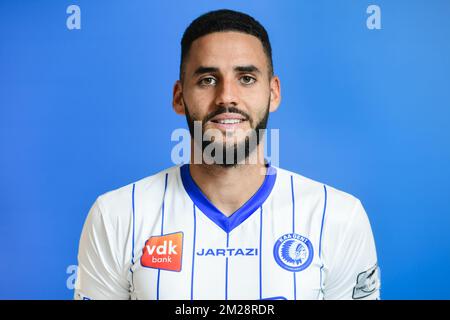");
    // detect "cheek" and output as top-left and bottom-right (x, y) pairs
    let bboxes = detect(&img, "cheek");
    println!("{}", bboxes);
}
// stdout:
(241, 81), (270, 102)
(244, 92), (270, 118)
(184, 90), (214, 119)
